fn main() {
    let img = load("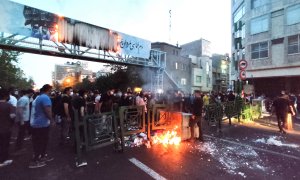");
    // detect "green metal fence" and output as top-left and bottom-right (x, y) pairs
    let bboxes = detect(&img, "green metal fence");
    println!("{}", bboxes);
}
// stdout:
(73, 109), (123, 167)
(118, 105), (146, 149)
(204, 99), (244, 131)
